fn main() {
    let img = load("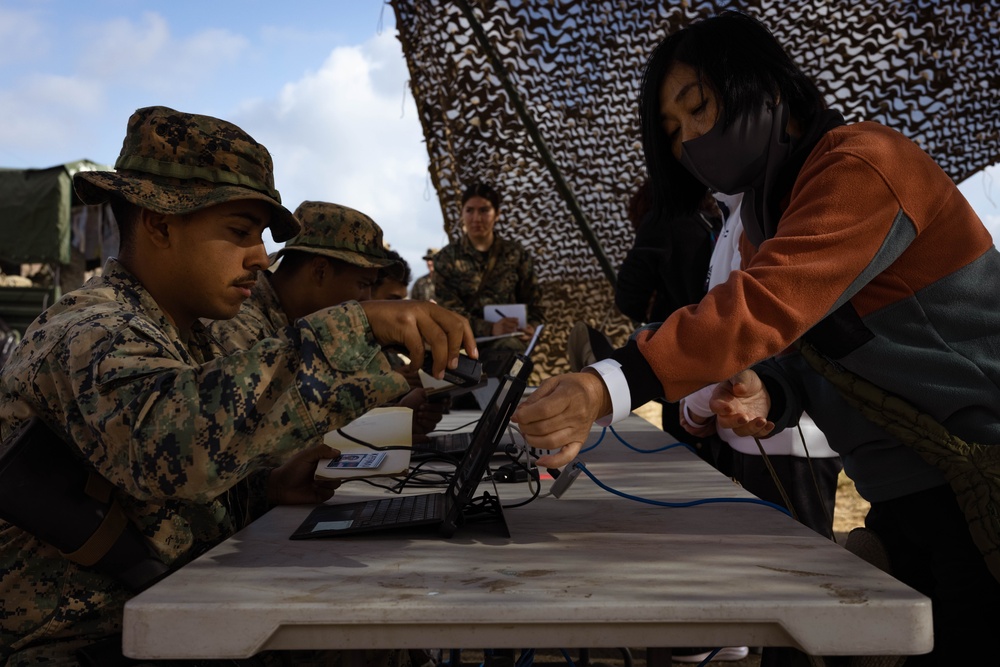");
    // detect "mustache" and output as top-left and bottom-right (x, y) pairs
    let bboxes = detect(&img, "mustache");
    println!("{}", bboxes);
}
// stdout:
(233, 272), (258, 286)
